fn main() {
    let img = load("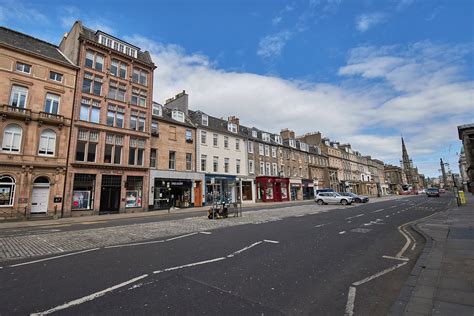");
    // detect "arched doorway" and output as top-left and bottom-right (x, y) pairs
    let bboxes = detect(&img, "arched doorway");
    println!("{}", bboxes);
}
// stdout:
(31, 176), (50, 214)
